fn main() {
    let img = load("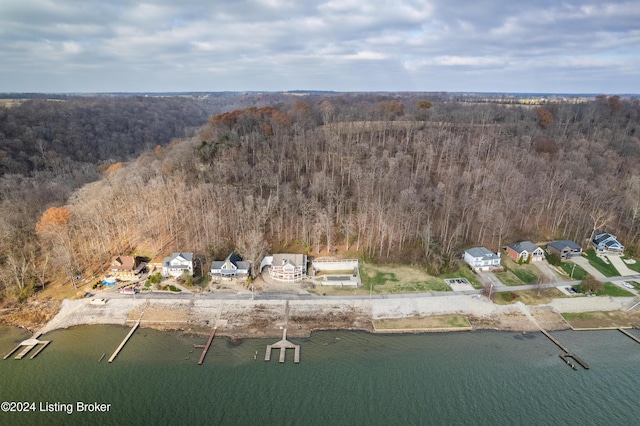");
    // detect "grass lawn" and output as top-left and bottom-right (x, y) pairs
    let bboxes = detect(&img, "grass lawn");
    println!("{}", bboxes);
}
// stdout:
(360, 263), (452, 294)
(499, 257), (542, 285)
(562, 311), (640, 329)
(561, 262), (588, 280)
(595, 282), (634, 297)
(622, 257), (640, 273)
(494, 270), (525, 286)
(583, 249), (620, 277)
(493, 288), (566, 305)
(374, 315), (470, 330)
